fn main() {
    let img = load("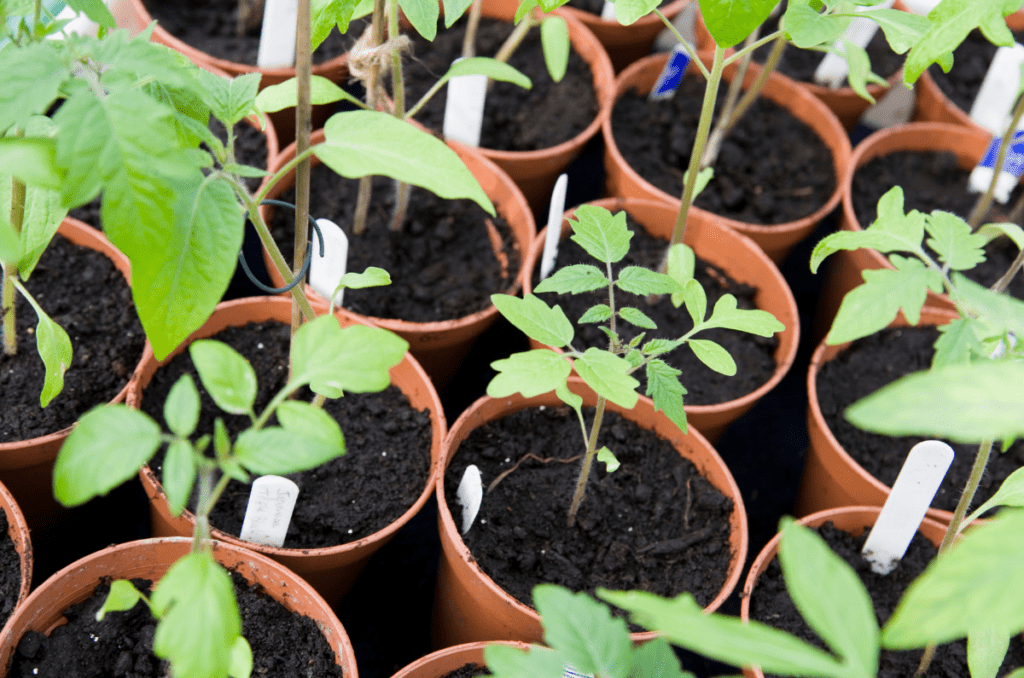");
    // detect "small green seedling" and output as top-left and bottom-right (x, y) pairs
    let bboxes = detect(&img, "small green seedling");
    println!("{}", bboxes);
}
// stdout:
(487, 205), (783, 524)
